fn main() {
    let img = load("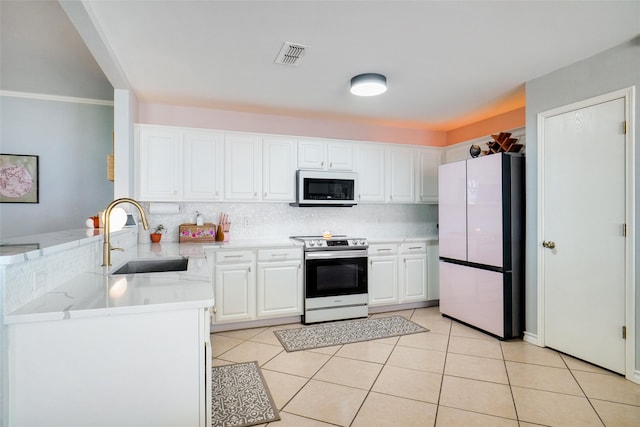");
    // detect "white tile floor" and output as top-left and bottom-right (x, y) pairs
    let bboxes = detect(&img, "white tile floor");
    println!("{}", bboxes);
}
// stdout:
(212, 307), (640, 426)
